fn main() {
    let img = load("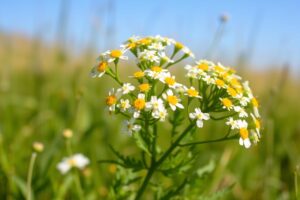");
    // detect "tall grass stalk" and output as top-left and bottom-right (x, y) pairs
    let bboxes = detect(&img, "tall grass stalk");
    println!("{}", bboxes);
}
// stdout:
(26, 152), (37, 200)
